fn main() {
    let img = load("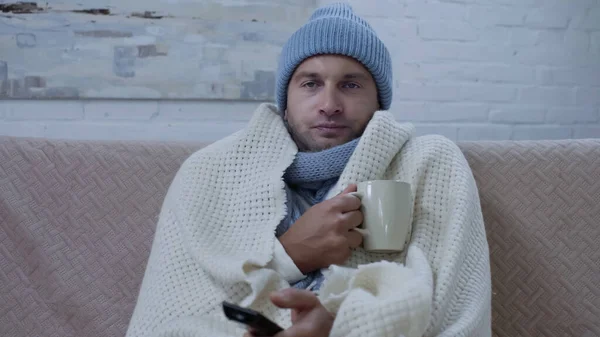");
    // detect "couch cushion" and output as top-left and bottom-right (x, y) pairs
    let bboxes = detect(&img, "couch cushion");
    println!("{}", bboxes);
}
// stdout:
(0, 136), (201, 337)
(459, 139), (600, 337)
